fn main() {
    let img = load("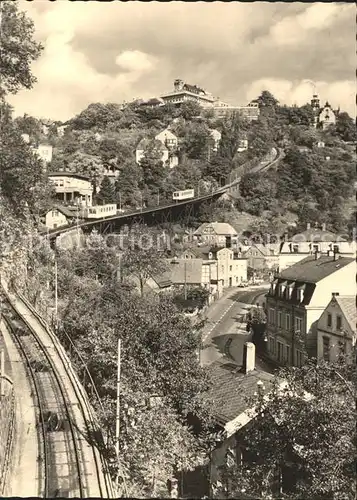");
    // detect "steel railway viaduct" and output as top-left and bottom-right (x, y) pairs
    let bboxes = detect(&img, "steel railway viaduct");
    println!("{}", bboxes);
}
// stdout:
(45, 148), (284, 243)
